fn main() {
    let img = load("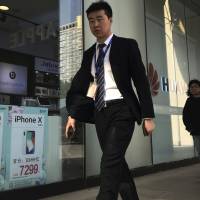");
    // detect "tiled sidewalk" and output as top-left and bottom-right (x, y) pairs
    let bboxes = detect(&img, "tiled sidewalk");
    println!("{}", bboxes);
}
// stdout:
(42, 163), (200, 200)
